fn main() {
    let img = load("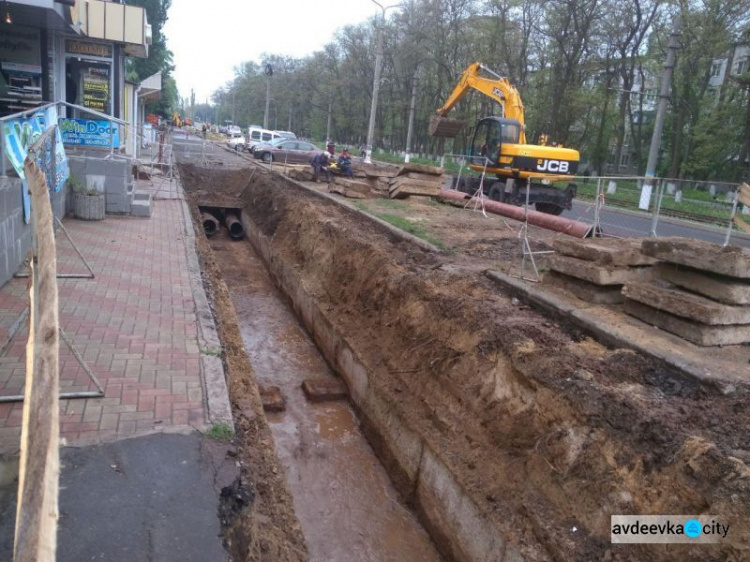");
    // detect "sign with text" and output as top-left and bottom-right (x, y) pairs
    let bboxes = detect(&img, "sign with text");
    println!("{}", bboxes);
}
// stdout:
(80, 65), (110, 113)
(2, 106), (69, 223)
(59, 118), (120, 148)
(65, 40), (112, 58)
